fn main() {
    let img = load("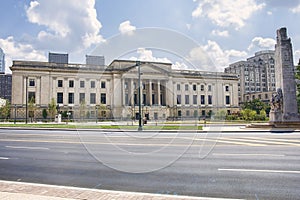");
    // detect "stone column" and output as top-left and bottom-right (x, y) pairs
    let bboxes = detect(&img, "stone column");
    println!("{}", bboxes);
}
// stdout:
(157, 80), (161, 105)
